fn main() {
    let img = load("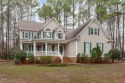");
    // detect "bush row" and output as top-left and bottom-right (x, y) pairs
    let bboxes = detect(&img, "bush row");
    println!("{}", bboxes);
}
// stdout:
(77, 46), (121, 63)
